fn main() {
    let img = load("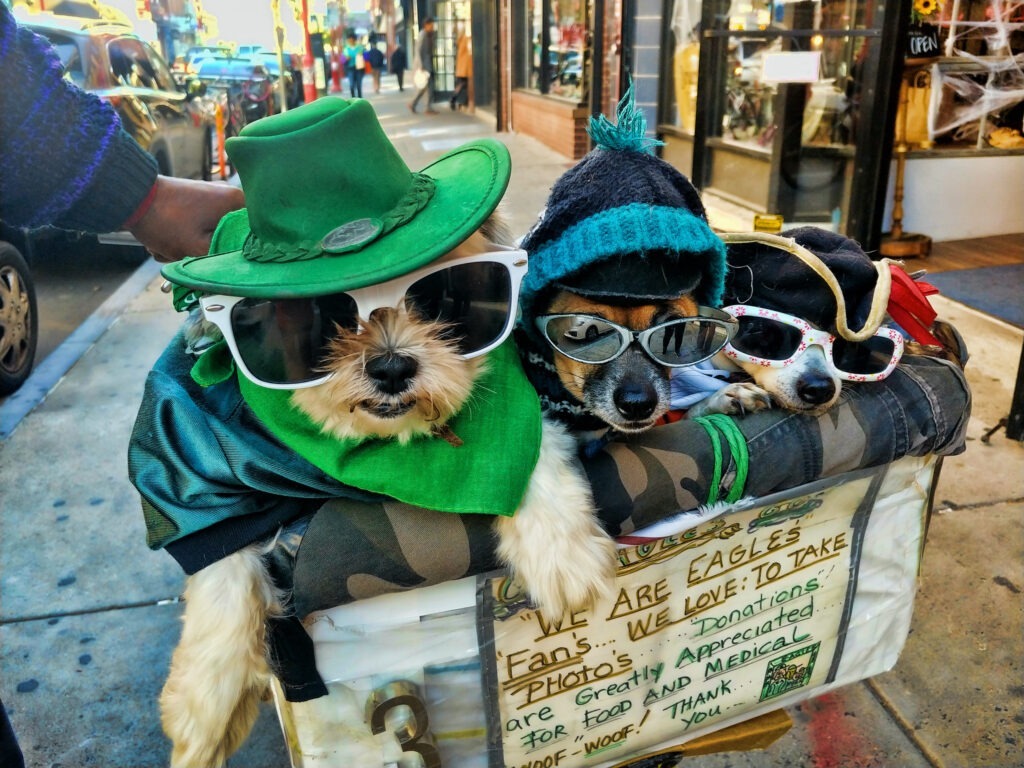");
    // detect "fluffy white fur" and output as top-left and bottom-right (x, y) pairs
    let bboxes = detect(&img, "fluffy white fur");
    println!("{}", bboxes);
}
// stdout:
(161, 542), (282, 768)
(161, 227), (616, 767)
(688, 345), (840, 419)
